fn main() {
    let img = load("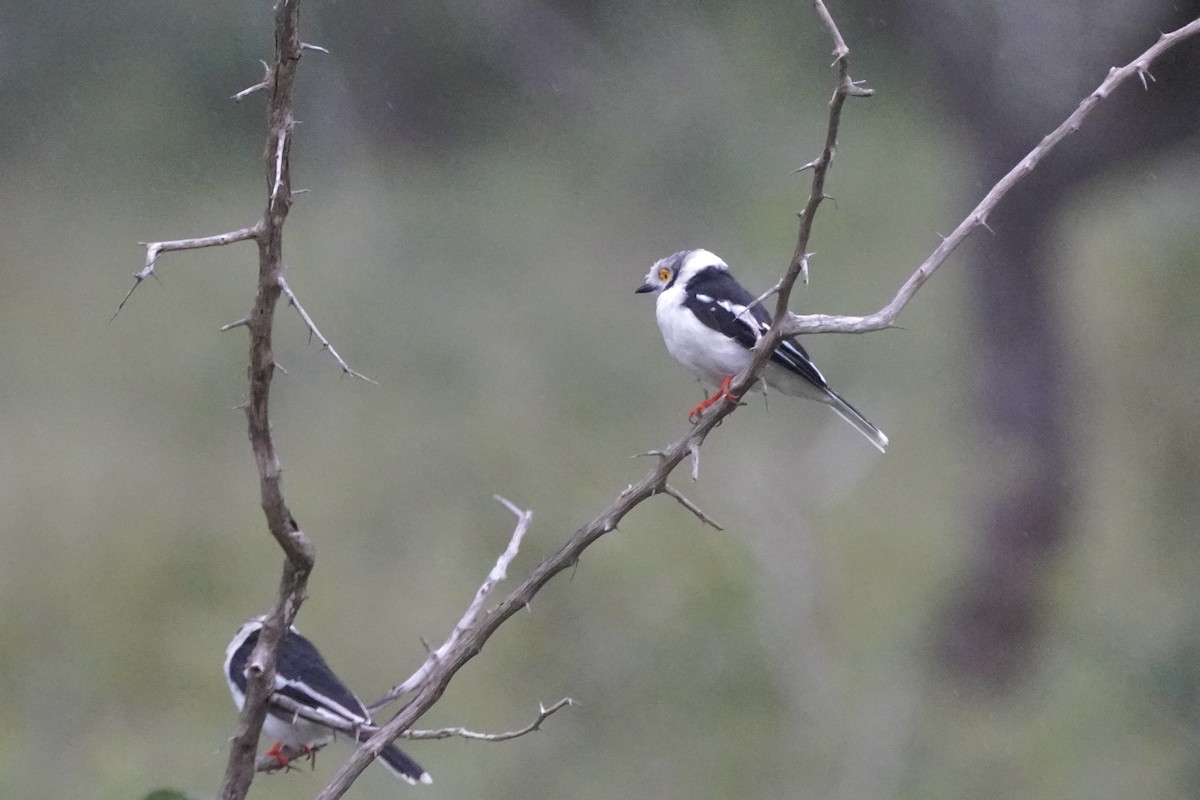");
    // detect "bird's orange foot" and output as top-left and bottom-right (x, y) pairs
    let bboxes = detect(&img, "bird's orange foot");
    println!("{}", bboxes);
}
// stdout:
(265, 741), (291, 767)
(688, 375), (735, 423)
